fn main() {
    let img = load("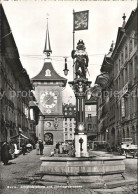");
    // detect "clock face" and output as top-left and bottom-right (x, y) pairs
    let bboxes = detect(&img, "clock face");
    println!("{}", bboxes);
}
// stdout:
(40, 91), (57, 109)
